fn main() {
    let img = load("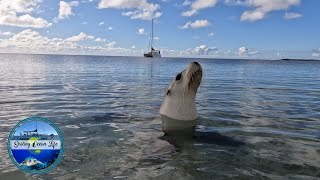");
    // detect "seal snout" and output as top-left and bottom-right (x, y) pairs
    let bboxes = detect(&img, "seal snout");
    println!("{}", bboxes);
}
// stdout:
(190, 61), (202, 73)
(192, 61), (200, 66)
(187, 62), (202, 89)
